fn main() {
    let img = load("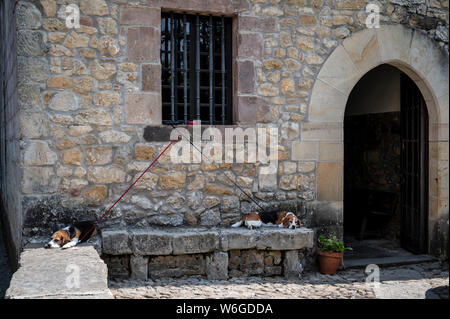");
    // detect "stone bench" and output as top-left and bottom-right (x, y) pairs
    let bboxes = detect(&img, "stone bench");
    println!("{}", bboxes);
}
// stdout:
(101, 227), (314, 280)
(5, 245), (113, 299)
